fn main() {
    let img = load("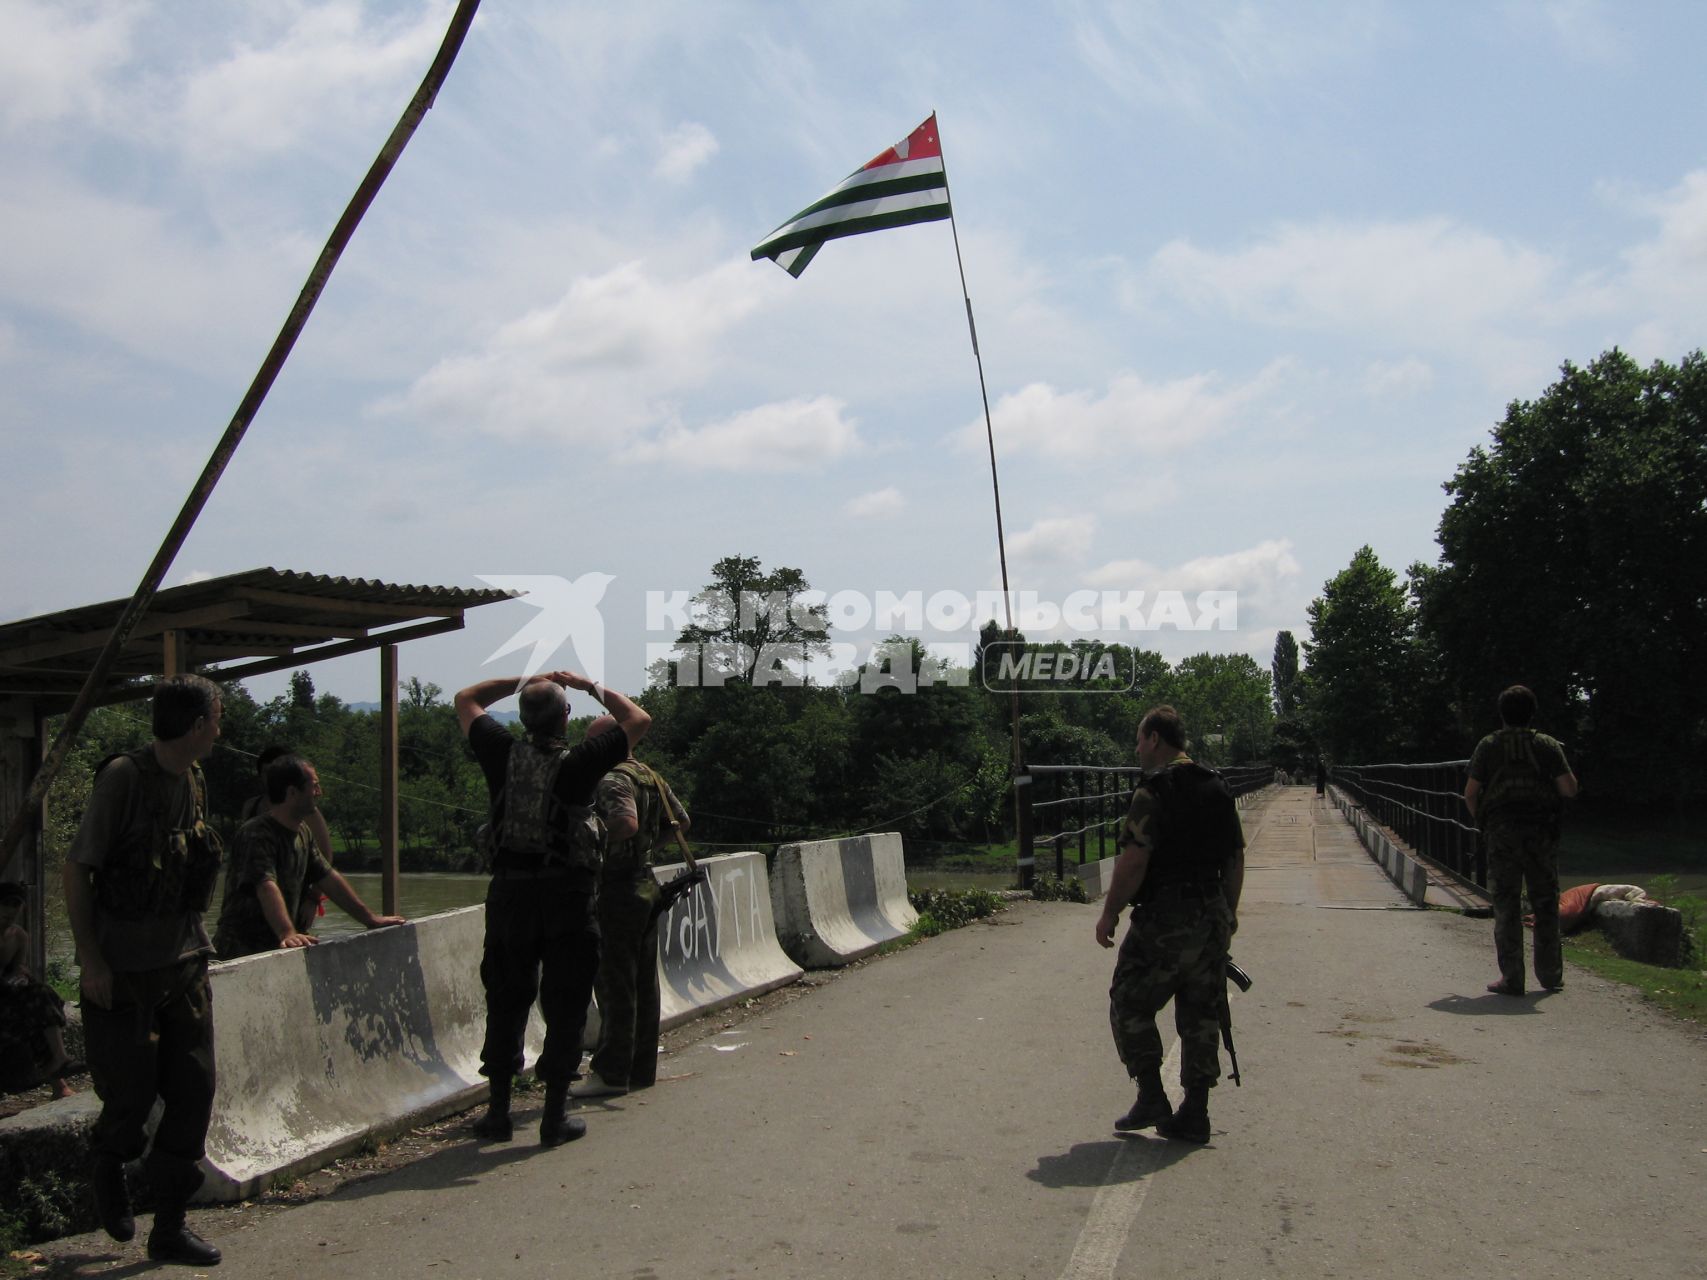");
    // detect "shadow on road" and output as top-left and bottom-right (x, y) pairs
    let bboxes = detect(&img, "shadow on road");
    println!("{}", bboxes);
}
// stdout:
(1427, 993), (1545, 1016)
(1026, 1137), (1194, 1189)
